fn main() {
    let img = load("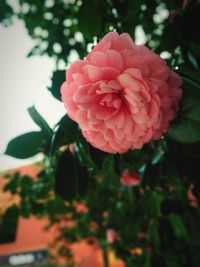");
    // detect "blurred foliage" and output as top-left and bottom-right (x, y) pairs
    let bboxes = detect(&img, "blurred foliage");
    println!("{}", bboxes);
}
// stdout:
(0, 0), (13, 26)
(1, 0), (199, 67)
(1, 0), (200, 266)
